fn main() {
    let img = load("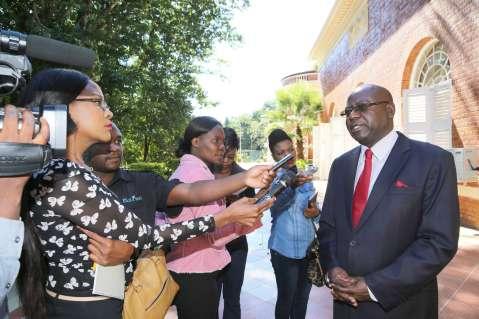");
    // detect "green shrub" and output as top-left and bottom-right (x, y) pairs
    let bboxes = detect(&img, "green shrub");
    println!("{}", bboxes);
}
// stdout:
(125, 161), (179, 178)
